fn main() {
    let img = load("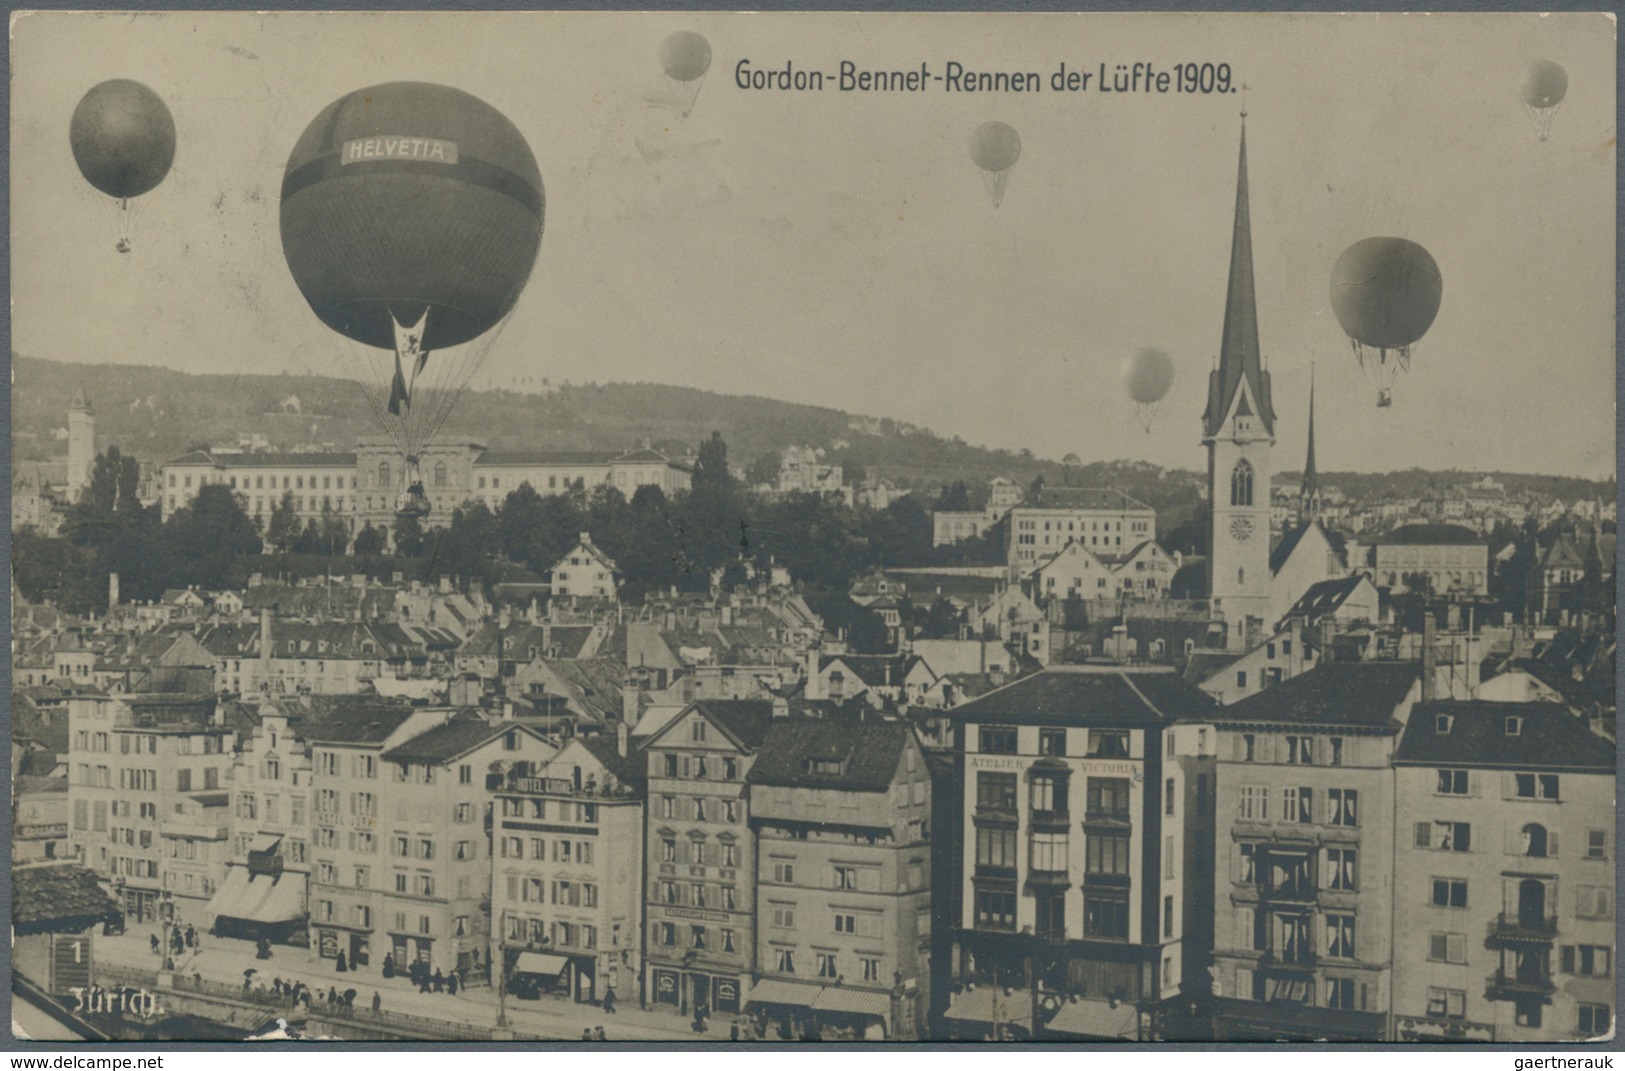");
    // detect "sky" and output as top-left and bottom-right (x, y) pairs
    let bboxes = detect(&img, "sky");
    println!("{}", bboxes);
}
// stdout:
(9, 10), (1617, 477)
